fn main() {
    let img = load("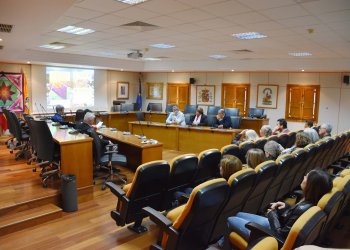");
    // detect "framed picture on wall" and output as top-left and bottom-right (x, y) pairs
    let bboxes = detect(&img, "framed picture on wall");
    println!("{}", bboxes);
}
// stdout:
(117, 82), (129, 99)
(146, 82), (163, 99)
(256, 84), (278, 109)
(196, 85), (215, 106)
